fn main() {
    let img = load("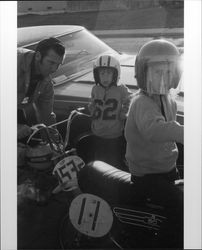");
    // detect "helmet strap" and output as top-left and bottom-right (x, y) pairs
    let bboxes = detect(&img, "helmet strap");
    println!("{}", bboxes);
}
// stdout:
(160, 95), (167, 121)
